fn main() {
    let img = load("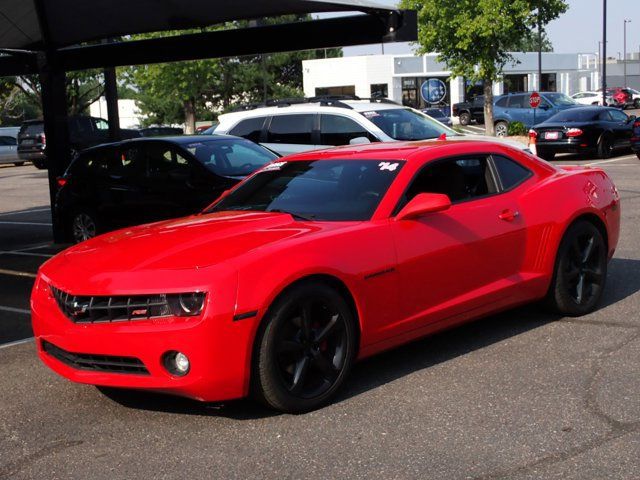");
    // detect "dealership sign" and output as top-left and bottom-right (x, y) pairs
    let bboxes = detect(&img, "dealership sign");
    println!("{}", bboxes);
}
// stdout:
(420, 79), (447, 104)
